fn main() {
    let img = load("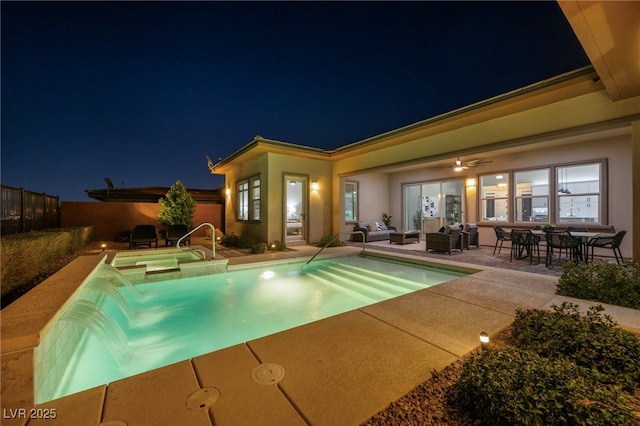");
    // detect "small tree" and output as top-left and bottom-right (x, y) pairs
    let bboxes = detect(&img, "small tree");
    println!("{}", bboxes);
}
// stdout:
(158, 181), (196, 227)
